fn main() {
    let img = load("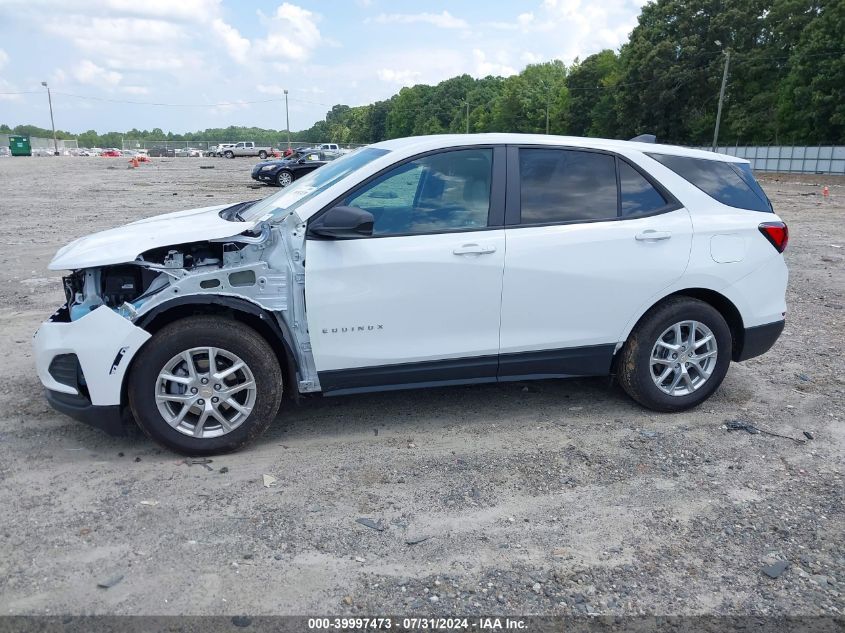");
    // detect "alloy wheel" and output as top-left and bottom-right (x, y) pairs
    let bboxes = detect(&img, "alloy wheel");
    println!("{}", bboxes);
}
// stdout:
(155, 347), (257, 438)
(649, 320), (718, 396)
